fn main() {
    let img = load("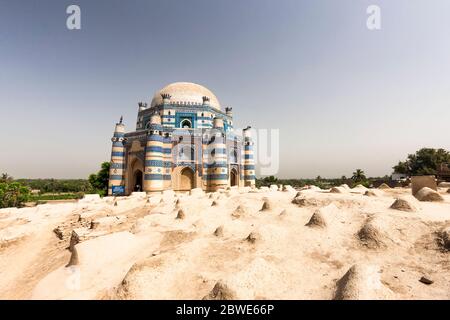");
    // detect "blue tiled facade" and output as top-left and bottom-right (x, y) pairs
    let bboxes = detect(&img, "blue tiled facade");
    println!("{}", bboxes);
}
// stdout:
(108, 82), (255, 195)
